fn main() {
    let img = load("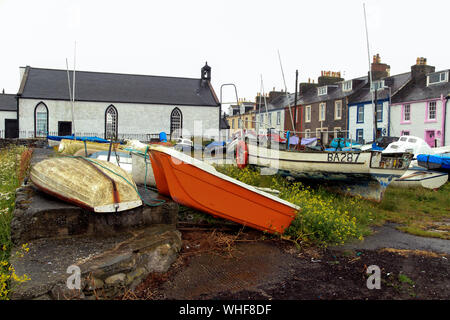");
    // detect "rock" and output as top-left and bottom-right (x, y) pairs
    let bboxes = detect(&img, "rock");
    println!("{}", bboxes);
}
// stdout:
(85, 277), (104, 291)
(105, 273), (126, 286)
(126, 267), (147, 285)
